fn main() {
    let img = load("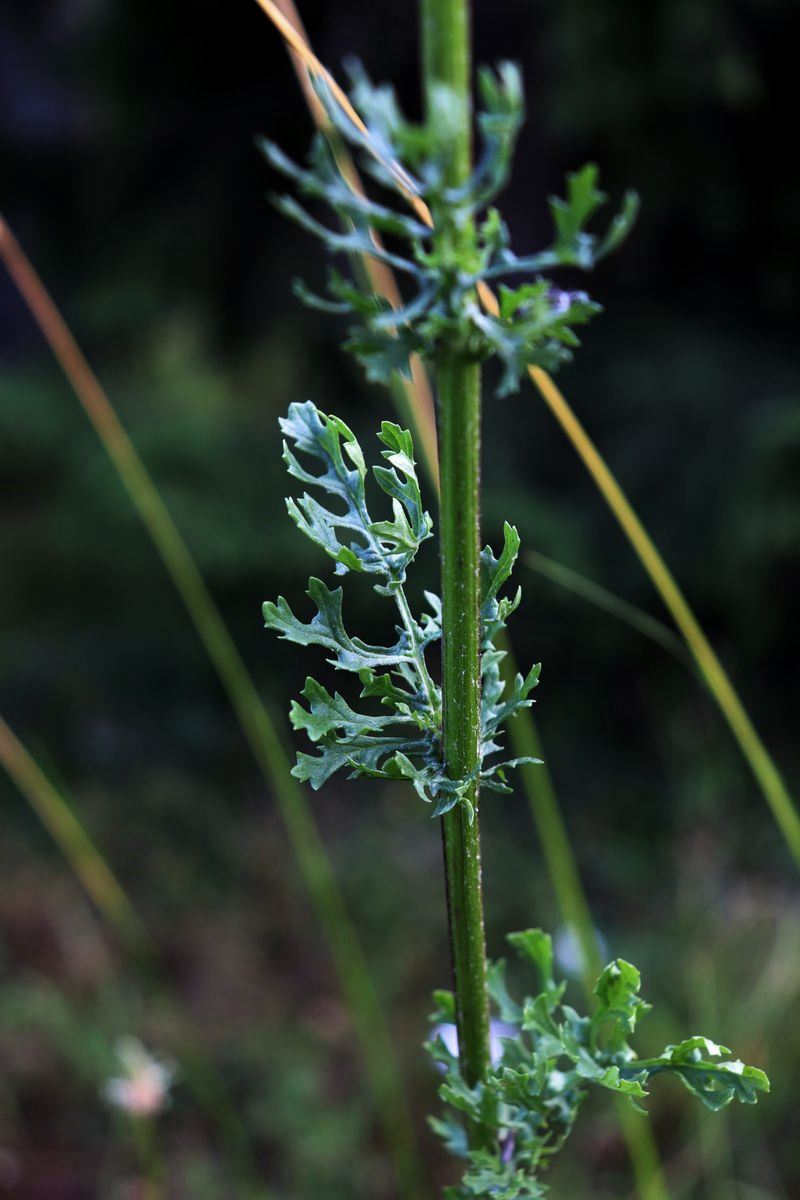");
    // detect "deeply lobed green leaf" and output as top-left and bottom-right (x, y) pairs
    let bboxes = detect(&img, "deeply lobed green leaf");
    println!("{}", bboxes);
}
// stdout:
(260, 65), (638, 397)
(264, 404), (540, 811)
(428, 931), (769, 1198)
